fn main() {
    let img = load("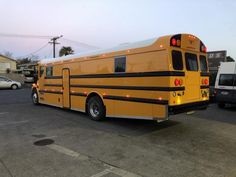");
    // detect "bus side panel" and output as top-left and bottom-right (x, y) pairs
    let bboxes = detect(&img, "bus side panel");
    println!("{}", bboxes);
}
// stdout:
(103, 99), (115, 116)
(114, 101), (153, 119)
(40, 93), (63, 107)
(152, 104), (168, 119)
(71, 95), (86, 112)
